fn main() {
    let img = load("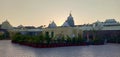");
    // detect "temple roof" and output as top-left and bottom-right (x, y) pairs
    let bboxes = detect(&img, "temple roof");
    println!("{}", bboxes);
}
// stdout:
(62, 21), (70, 27)
(1, 20), (13, 29)
(48, 21), (57, 28)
